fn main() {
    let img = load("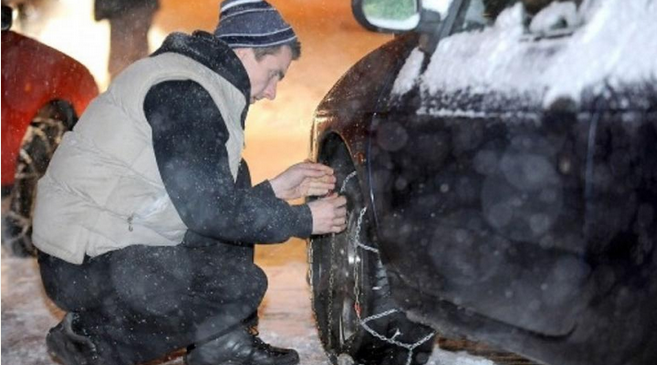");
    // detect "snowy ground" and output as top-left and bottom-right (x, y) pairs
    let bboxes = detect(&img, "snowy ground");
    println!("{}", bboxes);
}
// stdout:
(1, 238), (496, 365)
